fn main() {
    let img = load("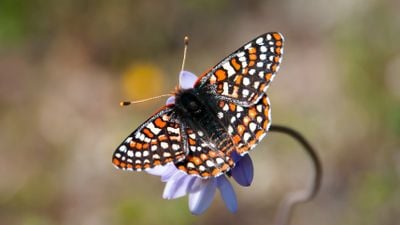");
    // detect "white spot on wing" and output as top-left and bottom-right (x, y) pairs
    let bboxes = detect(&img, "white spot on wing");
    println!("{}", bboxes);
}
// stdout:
(242, 77), (250, 86)
(270, 47), (275, 52)
(127, 150), (133, 157)
(223, 62), (235, 77)
(223, 104), (229, 111)
(269, 55), (274, 61)
(243, 132), (251, 142)
(119, 145), (127, 153)
(161, 142), (169, 149)
(216, 158), (224, 165)
(242, 89), (249, 97)
(147, 122), (161, 135)
(260, 46), (267, 52)
(256, 105), (263, 112)
(249, 122), (257, 132)
(228, 125), (234, 134)
(237, 51), (245, 57)
(206, 160), (215, 167)
(167, 127), (180, 134)
(249, 69), (256, 75)
(125, 137), (133, 143)
(172, 144), (180, 151)
(222, 82), (229, 95)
